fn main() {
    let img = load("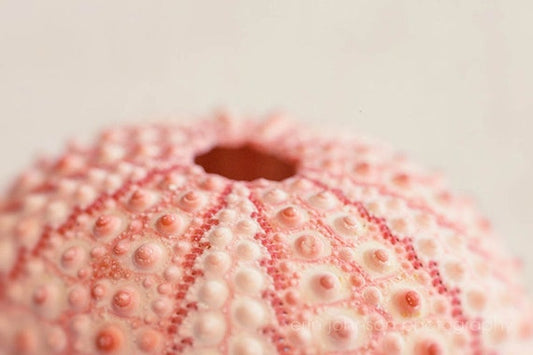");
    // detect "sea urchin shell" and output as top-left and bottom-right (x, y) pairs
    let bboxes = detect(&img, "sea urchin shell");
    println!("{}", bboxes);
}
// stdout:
(0, 114), (532, 354)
